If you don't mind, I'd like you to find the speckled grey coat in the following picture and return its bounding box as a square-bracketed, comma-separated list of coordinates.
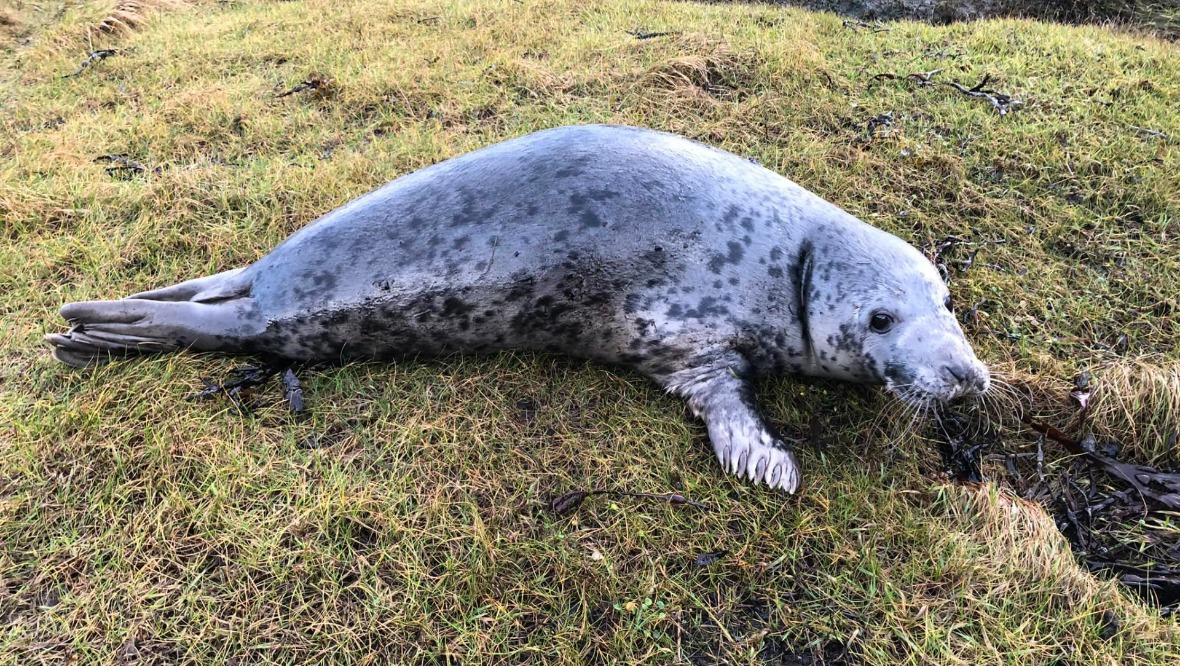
[46, 124, 990, 493]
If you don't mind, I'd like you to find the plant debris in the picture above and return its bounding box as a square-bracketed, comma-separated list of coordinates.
[549, 489, 710, 516]
[94, 154, 156, 178]
[64, 49, 117, 78]
[927, 234, 1010, 279]
[943, 74, 1017, 115]
[695, 550, 728, 567]
[277, 76, 336, 99]
[935, 414, 986, 483]
[193, 364, 282, 413]
[842, 20, 890, 33]
[281, 368, 304, 413]
[193, 363, 306, 414]
[928, 386, 1180, 616]
[627, 29, 679, 40]
[865, 111, 894, 138]
[978, 413, 1179, 613]
[1021, 416, 1180, 510]
[1130, 125, 1171, 141]
[870, 68, 941, 87]
[870, 69, 1018, 115]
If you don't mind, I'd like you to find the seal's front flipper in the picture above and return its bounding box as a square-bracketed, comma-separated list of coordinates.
[44, 297, 262, 368]
[660, 353, 801, 494]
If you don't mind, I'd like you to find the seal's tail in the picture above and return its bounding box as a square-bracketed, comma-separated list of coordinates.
[44, 268, 259, 368]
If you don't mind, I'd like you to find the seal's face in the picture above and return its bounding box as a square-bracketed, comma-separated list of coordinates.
[804, 232, 990, 407]
[856, 279, 991, 407]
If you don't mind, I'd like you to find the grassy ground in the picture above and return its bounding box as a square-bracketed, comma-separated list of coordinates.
[1, 0, 1178, 663]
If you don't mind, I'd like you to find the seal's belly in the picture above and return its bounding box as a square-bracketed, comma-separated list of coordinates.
[248, 272, 641, 363]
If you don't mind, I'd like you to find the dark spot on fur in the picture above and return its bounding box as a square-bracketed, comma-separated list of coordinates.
[835, 323, 863, 353]
[707, 241, 745, 274]
[554, 156, 591, 178]
[310, 271, 337, 290]
[683, 297, 728, 319]
[722, 205, 740, 227]
[442, 297, 474, 317]
[623, 295, 641, 316]
[580, 210, 604, 228]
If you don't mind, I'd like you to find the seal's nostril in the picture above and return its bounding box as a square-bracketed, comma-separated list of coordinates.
[943, 364, 967, 382]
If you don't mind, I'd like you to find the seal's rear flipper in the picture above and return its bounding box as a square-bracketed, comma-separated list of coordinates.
[44, 295, 261, 368]
[128, 267, 250, 303]
[45, 326, 180, 367]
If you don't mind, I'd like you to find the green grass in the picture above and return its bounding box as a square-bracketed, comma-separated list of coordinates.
[1, 0, 1178, 663]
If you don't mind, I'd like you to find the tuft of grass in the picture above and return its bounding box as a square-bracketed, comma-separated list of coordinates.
[0, 7, 19, 28]
[1, 0, 1178, 663]
[0, 4, 26, 52]
[1088, 358, 1180, 462]
[87, 0, 189, 38]
[23, 0, 190, 55]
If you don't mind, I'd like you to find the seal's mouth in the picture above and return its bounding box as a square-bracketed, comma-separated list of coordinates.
[884, 370, 990, 409]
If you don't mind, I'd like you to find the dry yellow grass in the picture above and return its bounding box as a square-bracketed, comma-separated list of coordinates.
[1088, 358, 1180, 462]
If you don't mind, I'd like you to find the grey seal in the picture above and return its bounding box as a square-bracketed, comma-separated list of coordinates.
[44, 124, 990, 493]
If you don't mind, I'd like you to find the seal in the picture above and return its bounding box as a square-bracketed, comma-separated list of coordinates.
[45, 124, 990, 493]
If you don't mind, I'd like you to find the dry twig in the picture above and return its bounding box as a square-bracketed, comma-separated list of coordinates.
[627, 29, 679, 40]
[64, 49, 117, 78]
[842, 20, 890, 33]
[1021, 416, 1180, 510]
[943, 74, 1016, 115]
[1130, 126, 1170, 140]
[277, 76, 335, 99]
[94, 154, 154, 178]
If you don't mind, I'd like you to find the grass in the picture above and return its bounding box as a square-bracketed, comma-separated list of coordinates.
[1, 0, 1178, 663]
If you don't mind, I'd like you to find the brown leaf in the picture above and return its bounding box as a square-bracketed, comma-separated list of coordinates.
[695, 550, 728, 567]
[550, 491, 589, 516]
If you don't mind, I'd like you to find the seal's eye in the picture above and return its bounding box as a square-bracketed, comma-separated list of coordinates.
[869, 312, 895, 334]
[944, 296, 954, 313]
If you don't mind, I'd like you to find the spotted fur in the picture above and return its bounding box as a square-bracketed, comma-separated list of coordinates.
[45, 124, 989, 494]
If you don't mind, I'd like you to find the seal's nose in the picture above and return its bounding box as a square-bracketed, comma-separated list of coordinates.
[942, 362, 988, 395]
[943, 364, 967, 382]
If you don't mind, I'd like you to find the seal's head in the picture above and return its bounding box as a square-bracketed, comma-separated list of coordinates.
[801, 225, 990, 407]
